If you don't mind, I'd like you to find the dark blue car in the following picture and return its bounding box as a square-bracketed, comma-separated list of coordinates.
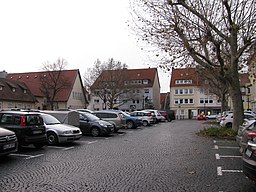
[108, 110, 142, 129]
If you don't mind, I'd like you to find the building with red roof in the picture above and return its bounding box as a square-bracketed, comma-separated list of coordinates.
[0, 77, 37, 109]
[89, 68, 161, 111]
[6, 69, 88, 110]
[170, 68, 221, 119]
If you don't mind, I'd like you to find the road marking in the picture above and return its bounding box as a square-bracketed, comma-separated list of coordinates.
[63, 147, 74, 151]
[47, 146, 67, 149]
[218, 146, 239, 149]
[217, 167, 222, 176]
[215, 153, 242, 159]
[9, 153, 32, 157]
[214, 145, 239, 150]
[213, 140, 234, 143]
[47, 146, 75, 151]
[87, 141, 98, 144]
[217, 166, 242, 176]
[25, 154, 44, 160]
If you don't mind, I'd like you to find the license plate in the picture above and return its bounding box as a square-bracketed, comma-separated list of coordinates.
[33, 130, 42, 134]
[3, 143, 15, 150]
[245, 149, 252, 157]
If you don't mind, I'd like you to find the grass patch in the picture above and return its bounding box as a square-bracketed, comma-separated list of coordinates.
[197, 127, 237, 138]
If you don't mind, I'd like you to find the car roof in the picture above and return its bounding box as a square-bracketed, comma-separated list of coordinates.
[0, 110, 41, 115]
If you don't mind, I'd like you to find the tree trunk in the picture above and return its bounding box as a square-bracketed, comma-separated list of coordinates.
[229, 82, 244, 132]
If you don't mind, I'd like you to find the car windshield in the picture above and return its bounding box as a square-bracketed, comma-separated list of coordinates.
[82, 113, 100, 121]
[41, 114, 61, 125]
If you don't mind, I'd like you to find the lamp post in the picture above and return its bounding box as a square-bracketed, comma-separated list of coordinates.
[178, 104, 181, 120]
[245, 84, 252, 111]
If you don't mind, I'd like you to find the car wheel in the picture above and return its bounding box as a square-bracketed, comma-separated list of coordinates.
[226, 122, 232, 128]
[91, 127, 100, 137]
[33, 143, 45, 149]
[127, 121, 134, 129]
[47, 132, 58, 145]
[142, 120, 148, 126]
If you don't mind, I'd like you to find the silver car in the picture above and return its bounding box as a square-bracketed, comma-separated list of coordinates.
[39, 113, 82, 145]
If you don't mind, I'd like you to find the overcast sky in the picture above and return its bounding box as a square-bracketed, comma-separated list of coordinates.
[0, 0, 170, 92]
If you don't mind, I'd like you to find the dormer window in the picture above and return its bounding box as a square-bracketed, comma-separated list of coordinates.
[12, 88, 15, 92]
[143, 80, 148, 84]
[0, 86, 2, 91]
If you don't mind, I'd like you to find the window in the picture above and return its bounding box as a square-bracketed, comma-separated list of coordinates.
[175, 80, 192, 84]
[143, 80, 148, 84]
[144, 89, 149, 93]
[174, 89, 178, 95]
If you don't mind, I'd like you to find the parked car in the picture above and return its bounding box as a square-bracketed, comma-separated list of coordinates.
[197, 113, 207, 120]
[236, 119, 256, 146]
[206, 114, 217, 119]
[166, 110, 176, 122]
[244, 110, 256, 118]
[0, 127, 18, 156]
[0, 111, 46, 149]
[237, 119, 256, 154]
[130, 111, 155, 126]
[219, 112, 255, 128]
[158, 110, 168, 121]
[78, 112, 114, 136]
[38, 113, 82, 145]
[242, 137, 256, 183]
[216, 111, 233, 123]
[142, 109, 165, 123]
[109, 110, 142, 129]
[76, 109, 93, 114]
[93, 110, 126, 132]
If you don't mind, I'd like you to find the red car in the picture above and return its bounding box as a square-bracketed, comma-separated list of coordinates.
[197, 114, 206, 120]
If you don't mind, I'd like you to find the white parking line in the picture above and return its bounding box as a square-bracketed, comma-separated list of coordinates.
[213, 140, 234, 143]
[218, 146, 239, 149]
[215, 153, 242, 159]
[47, 146, 67, 149]
[62, 147, 74, 151]
[213, 145, 239, 150]
[25, 154, 44, 160]
[87, 141, 98, 144]
[9, 153, 44, 160]
[217, 166, 243, 176]
[9, 153, 32, 157]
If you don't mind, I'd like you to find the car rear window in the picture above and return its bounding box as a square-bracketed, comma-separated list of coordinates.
[0, 114, 43, 126]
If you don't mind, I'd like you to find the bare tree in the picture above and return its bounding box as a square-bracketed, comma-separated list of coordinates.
[130, 0, 256, 131]
[89, 58, 130, 109]
[195, 67, 230, 112]
[40, 58, 69, 110]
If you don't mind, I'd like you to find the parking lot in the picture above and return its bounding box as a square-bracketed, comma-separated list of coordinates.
[0, 120, 256, 192]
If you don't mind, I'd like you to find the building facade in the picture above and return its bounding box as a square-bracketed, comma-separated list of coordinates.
[6, 69, 88, 110]
[0, 77, 37, 110]
[89, 68, 161, 111]
[170, 68, 221, 119]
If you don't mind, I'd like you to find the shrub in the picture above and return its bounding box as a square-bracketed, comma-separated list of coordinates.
[197, 127, 237, 138]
